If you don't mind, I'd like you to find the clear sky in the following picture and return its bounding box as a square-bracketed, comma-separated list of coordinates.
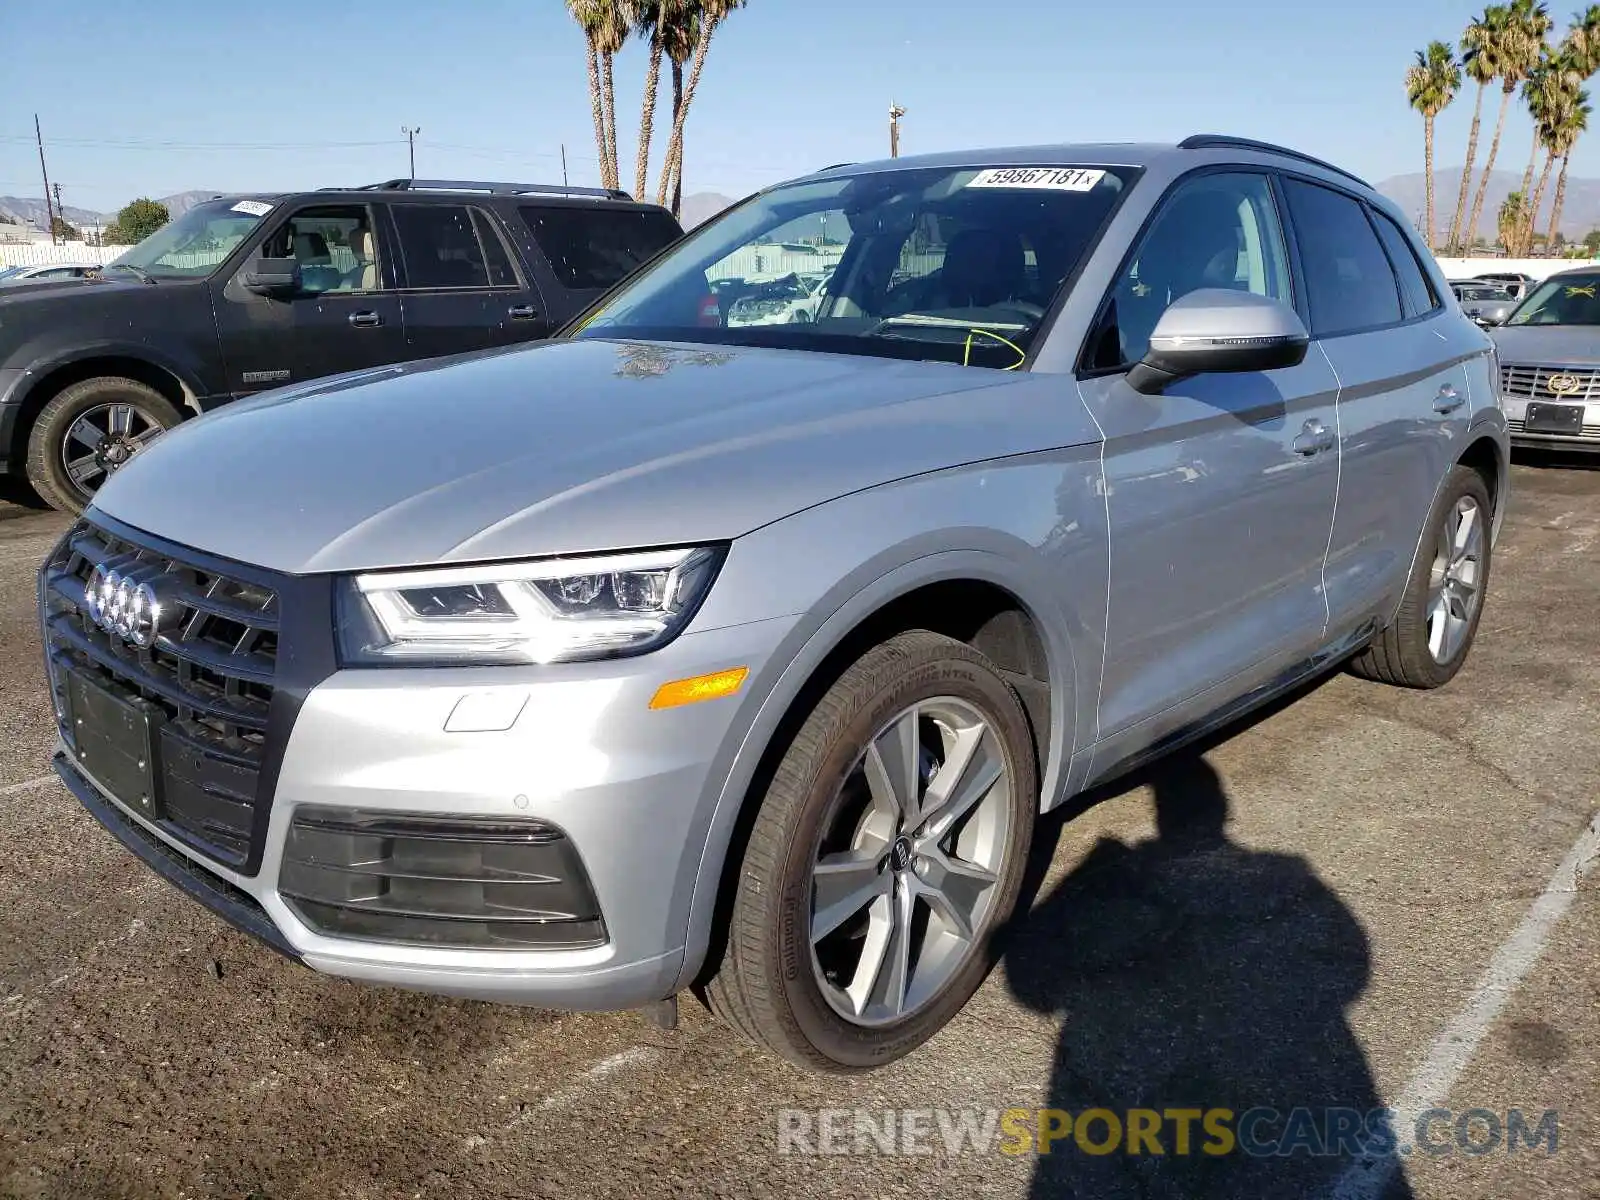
[0, 0, 1581, 216]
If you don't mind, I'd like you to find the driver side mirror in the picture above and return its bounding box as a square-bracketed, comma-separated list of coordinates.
[1127, 289, 1310, 395]
[243, 257, 301, 298]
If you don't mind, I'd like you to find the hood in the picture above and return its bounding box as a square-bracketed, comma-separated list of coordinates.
[91, 338, 1081, 575]
[1489, 324, 1600, 365]
[0, 275, 146, 307]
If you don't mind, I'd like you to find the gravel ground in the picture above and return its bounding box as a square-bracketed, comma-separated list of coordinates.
[0, 457, 1596, 1200]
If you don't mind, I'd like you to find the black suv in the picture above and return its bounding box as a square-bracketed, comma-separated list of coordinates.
[0, 179, 684, 514]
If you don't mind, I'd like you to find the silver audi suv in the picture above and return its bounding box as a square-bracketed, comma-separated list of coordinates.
[40, 135, 1508, 1071]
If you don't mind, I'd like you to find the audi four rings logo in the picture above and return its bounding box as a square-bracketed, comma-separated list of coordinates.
[84, 562, 173, 648]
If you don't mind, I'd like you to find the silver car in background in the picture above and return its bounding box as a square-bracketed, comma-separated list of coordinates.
[1492, 265, 1600, 450]
[1450, 281, 1516, 327]
[40, 134, 1507, 1072]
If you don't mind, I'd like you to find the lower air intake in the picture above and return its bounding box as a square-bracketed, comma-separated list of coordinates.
[279, 808, 606, 949]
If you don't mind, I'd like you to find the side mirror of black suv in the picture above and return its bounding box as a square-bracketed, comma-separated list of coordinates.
[244, 258, 301, 298]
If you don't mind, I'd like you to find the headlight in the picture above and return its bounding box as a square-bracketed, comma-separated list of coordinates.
[338, 546, 724, 665]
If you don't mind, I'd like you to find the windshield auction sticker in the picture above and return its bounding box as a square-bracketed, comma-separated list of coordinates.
[966, 167, 1106, 191]
[230, 200, 274, 217]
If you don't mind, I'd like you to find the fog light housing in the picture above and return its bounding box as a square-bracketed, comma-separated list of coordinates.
[280, 808, 606, 950]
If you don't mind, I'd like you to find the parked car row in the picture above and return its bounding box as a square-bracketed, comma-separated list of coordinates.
[0, 261, 102, 285]
[0, 179, 684, 513]
[37, 134, 1509, 1074]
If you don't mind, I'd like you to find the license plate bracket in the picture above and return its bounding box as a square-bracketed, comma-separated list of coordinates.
[1524, 401, 1586, 434]
[64, 669, 164, 819]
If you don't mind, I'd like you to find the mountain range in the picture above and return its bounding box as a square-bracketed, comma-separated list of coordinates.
[0, 189, 221, 230]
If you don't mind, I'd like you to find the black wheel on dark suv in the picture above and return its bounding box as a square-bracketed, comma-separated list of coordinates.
[25, 377, 182, 515]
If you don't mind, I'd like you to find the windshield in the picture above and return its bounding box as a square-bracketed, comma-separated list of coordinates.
[106, 198, 271, 279]
[568, 164, 1136, 368]
[1505, 273, 1600, 326]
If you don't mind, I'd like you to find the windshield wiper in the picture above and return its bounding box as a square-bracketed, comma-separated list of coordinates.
[103, 263, 156, 284]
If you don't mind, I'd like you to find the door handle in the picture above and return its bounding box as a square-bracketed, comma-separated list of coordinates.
[348, 311, 384, 328]
[1434, 384, 1465, 413]
[1292, 418, 1335, 456]
[507, 305, 540, 321]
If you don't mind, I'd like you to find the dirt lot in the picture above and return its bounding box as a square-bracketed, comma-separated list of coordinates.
[0, 458, 1596, 1200]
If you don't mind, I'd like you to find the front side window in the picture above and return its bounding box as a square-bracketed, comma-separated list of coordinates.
[568, 164, 1135, 369]
[1086, 171, 1290, 370]
[392, 204, 492, 289]
[258, 206, 379, 294]
[103, 199, 268, 280]
[1506, 272, 1600, 325]
[1282, 179, 1403, 336]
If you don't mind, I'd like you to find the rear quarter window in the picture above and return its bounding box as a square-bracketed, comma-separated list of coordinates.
[520, 206, 681, 290]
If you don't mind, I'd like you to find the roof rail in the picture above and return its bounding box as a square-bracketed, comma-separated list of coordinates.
[816, 162, 855, 172]
[1178, 134, 1370, 189]
[353, 178, 636, 201]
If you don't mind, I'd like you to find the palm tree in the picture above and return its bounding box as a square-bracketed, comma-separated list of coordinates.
[1406, 42, 1462, 250]
[632, 1, 676, 200]
[658, 3, 700, 214]
[1516, 51, 1559, 246]
[1499, 189, 1529, 249]
[595, 1, 634, 192]
[656, 0, 748, 212]
[566, 0, 612, 191]
[1520, 48, 1582, 249]
[1467, 0, 1551, 248]
[1452, 8, 1507, 251]
[1546, 88, 1592, 243]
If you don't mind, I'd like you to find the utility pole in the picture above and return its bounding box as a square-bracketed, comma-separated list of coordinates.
[889, 103, 907, 159]
[401, 126, 421, 179]
[561, 143, 568, 187]
[52, 183, 64, 241]
[35, 114, 56, 245]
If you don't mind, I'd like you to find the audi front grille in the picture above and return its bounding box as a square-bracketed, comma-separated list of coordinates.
[40, 519, 283, 870]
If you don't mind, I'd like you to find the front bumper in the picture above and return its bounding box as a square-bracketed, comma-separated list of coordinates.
[47, 521, 797, 1010]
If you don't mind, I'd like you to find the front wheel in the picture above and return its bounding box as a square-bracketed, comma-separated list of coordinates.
[705, 630, 1038, 1071]
[25, 377, 181, 515]
[1348, 464, 1493, 688]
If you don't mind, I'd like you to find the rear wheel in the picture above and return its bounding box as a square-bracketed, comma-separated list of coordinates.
[1348, 464, 1492, 688]
[705, 630, 1037, 1071]
[25, 377, 181, 515]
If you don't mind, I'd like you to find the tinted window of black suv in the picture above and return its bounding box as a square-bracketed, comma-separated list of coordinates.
[522, 206, 683, 289]
[0, 182, 684, 515]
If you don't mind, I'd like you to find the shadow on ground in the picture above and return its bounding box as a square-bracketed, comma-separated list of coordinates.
[1004, 742, 1410, 1200]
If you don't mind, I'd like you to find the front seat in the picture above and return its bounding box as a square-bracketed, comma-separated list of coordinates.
[1118, 191, 1245, 361]
[343, 228, 378, 291]
[293, 230, 340, 293]
[923, 227, 1027, 309]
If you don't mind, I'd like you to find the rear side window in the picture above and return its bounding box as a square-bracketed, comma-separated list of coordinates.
[392, 204, 489, 289]
[521, 206, 681, 289]
[1282, 179, 1403, 336]
[1369, 208, 1439, 318]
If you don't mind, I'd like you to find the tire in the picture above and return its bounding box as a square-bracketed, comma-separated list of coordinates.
[25, 377, 182, 516]
[1348, 464, 1493, 689]
[705, 629, 1038, 1072]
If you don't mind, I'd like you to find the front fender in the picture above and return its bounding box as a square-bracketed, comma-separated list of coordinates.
[669, 447, 1108, 990]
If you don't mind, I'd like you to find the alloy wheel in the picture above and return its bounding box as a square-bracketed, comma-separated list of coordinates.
[1426, 494, 1484, 664]
[809, 697, 1012, 1027]
[60, 402, 164, 499]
